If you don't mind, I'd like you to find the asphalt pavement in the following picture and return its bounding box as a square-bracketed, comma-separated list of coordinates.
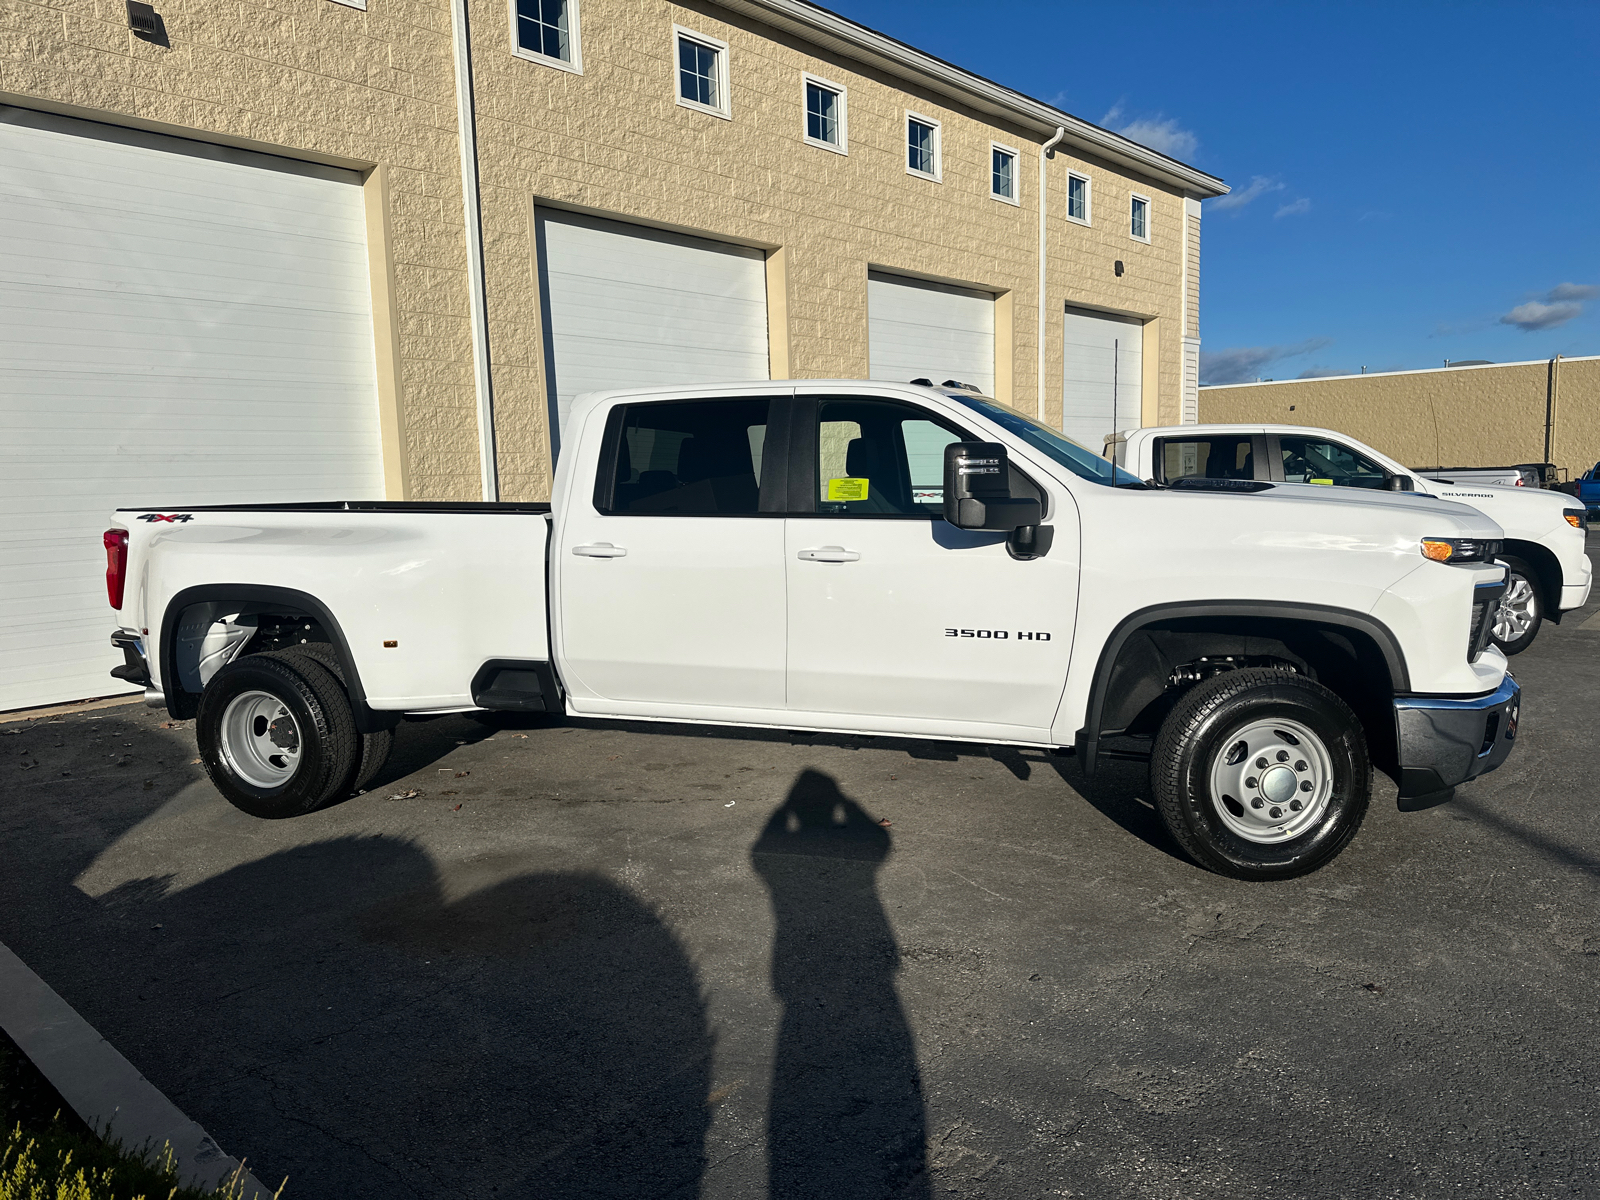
[2, 552, 1598, 1198]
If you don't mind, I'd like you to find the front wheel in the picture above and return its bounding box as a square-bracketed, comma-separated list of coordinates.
[1491, 556, 1541, 655]
[1152, 669, 1371, 880]
[196, 651, 360, 818]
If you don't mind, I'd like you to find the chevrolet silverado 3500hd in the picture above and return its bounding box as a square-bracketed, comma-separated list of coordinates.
[104, 382, 1521, 880]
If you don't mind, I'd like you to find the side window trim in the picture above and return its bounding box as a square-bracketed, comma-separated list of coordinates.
[1263, 433, 1285, 482]
[1252, 433, 1273, 482]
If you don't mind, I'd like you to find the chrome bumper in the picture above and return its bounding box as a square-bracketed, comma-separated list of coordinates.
[1394, 674, 1520, 800]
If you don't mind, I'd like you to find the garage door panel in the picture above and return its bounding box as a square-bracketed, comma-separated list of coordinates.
[867, 272, 995, 395]
[0, 108, 383, 711]
[537, 210, 770, 444]
[1061, 306, 1142, 452]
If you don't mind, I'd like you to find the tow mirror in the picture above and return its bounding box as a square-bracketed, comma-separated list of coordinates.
[943, 442, 1043, 533]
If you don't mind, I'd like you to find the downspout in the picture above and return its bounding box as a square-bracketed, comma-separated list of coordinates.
[1544, 354, 1562, 469]
[450, 0, 499, 501]
[1037, 126, 1065, 420]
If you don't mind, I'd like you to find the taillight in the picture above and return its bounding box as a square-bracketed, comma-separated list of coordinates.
[103, 529, 128, 610]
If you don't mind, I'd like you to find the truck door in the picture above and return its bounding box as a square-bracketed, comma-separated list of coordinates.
[554, 392, 790, 713]
[783, 393, 1078, 740]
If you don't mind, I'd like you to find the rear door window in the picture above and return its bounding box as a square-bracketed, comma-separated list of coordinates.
[1278, 437, 1387, 489]
[1155, 436, 1257, 483]
[599, 398, 771, 515]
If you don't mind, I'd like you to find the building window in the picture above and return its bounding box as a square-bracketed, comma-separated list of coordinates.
[803, 74, 847, 153]
[512, 0, 582, 72]
[991, 143, 1018, 204]
[674, 26, 730, 119]
[1130, 193, 1151, 242]
[906, 113, 940, 181]
[1066, 172, 1090, 224]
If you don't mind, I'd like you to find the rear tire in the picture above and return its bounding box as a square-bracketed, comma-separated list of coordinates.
[1152, 669, 1371, 881]
[197, 651, 359, 818]
[1491, 556, 1541, 655]
[277, 644, 393, 793]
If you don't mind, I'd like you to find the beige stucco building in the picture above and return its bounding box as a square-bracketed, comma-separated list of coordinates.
[0, 0, 1226, 708]
[1200, 356, 1600, 478]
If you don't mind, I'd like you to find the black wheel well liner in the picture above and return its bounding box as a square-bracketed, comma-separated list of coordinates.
[1077, 601, 1409, 777]
[1500, 539, 1564, 624]
[158, 584, 388, 731]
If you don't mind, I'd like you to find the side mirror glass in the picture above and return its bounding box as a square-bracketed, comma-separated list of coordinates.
[943, 442, 1042, 531]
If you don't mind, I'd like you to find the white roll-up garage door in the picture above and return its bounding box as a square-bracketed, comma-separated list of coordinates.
[0, 108, 384, 711]
[536, 210, 770, 450]
[1061, 306, 1143, 452]
[867, 271, 995, 394]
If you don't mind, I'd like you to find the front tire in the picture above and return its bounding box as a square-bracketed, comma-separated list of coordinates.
[1152, 669, 1371, 880]
[197, 651, 360, 818]
[1491, 556, 1542, 655]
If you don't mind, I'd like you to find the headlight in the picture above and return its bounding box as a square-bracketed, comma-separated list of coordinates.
[1421, 537, 1503, 563]
[1564, 508, 1588, 531]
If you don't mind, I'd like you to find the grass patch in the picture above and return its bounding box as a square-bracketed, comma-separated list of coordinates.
[0, 1029, 280, 1199]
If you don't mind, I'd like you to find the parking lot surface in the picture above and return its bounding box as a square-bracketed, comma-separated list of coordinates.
[3, 559, 1599, 1198]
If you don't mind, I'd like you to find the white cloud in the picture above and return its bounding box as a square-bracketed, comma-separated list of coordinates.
[1200, 337, 1333, 386]
[1100, 104, 1199, 160]
[1275, 197, 1312, 219]
[1211, 175, 1284, 212]
[1499, 283, 1598, 331]
[1500, 301, 1583, 331]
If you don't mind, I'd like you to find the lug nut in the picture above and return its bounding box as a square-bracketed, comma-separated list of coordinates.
[1269, 806, 1282, 819]
[1276, 750, 1290, 762]
[1300, 780, 1313, 792]
[1295, 760, 1308, 772]
[1250, 798, 1263, 809]
[1290, 799, 1302, 812]
[1255, 757, 1268, 769]
[1245, 776, 1258, 788]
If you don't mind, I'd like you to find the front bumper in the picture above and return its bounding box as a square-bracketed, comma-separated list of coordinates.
[1393, 674, 1520, 799]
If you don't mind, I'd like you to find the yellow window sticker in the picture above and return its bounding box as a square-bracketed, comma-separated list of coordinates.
[827, 477, 870, 502]
[1309, 477, 1333, 486]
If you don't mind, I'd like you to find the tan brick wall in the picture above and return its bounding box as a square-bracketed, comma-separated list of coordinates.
[470, 0, 1194, 497]
[5, 0, 1200, 502]
[1199, 356, 1600, 477]
[1, 0, 481, 498]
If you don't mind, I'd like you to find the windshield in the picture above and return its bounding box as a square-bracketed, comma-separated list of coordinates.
[951, 395, 1145, 487]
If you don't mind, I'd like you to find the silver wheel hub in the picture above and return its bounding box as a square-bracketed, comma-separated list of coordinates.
[1208, 716, 1333, 844]
[1493, 574, 1537, 642]
[219, 690, 301, 789]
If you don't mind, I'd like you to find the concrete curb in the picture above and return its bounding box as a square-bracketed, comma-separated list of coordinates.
[0, 693, 143, 724]
[0, 939, 277, 1198]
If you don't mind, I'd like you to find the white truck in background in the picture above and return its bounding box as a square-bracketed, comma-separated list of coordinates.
[1108, 424, 1592, 654]
[105, 382, 1521, 881]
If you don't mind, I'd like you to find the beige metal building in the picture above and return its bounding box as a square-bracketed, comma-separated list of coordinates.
[1200, 356, 1600, 478]
[1, 0, 1226, 708]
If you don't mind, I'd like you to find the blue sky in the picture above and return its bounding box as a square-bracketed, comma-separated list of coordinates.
[833, 0, 1600, 383]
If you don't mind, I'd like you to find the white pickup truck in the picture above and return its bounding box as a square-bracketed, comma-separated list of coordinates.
[1108, 423, 1592, 654]
[104, 382, 1521, 880]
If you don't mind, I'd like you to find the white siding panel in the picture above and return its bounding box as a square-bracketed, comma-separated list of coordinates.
[867, 272, 994, 394]
[1061, 306, 1143, 451]
[0, 109, 383, 711]
[536, 210, 770, 447]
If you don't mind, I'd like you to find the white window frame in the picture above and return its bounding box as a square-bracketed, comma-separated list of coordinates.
[1129, 191, 1152, 243]
[1065, 171, 1092, 226]
[905, 111, 941, 182]
[673, 25, 731, 120]
[509, 0, 583, 75]
[801, 72, 848, 154]
[990, 141, 1019, 205]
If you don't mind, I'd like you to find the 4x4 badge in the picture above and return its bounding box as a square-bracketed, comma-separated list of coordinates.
[136, 513, 193, 523]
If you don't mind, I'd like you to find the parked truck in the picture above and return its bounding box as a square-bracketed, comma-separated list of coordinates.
[1107, 424, 1591, 654]
[105, 382, 1520, 880]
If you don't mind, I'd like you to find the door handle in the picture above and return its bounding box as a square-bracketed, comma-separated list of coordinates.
[572, 542, 628, 558]
[797, 546, 860, 563]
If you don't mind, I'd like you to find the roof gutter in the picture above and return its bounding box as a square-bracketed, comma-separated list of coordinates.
[720, 0, 1229, 198]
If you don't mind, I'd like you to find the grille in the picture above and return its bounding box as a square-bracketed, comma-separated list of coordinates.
[1468, 596, 1497, 661]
